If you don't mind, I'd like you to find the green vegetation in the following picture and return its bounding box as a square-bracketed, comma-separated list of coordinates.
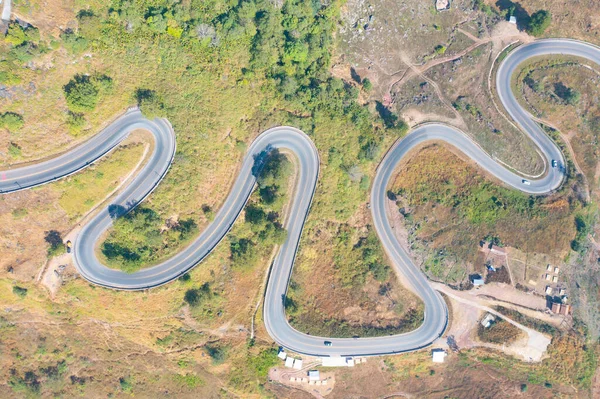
[477, 319, 521, 344]
[362, 78, 372, 91]
[173, 373, 204, 389]
[493, 306, 557, 335]
[184, 282, 212, 307]
[527, 10, 552, 37]
[434, 45, 447, 55]
[44, 230, 65, 257]
[12, 286, 28, 299]
[0, 112, 24, 132]
[119, 376, 133, 393]
[8, 142, 21, 159]
[101, 208, 198, 272]
[228, 149, 291, 270]
[63, 74, 114, 113]
[205, 344, 228, 365]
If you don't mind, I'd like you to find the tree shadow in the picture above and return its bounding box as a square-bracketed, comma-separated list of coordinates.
[251, 145, 276, 178]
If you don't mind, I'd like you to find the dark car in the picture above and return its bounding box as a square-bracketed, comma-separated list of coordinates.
[551, 160, 557, 168]
[324, 341, 332, 346]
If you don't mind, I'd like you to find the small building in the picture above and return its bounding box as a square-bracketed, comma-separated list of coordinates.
[509, 16, 517, 24]
[554, 267, 560, 274]
[308, 370, 320, 381]
[552, 275, 558, 283]
[481, 313, 496, 328]
[545, 286, 553, 295]
[432, 349, 447, 363]
[471, 274, 484, 286]
[546, 264, 553, 272]
[559, 288, 567, 296]
[293, 359, 303, 370]
[284, 357, 294, 368]
[278, 350, 287, 360]
[435, 0, 451, 11]
[545, 274, 552, 281]
[551, 302, 572, 315]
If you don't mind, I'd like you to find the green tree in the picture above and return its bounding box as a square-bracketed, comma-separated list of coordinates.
[64, 75, 99, 112]
[135, 89, 164, 118]
[527, 10, 551, 36]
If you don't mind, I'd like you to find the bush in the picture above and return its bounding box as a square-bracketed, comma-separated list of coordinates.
[13, 286, 28, 298]
[434, 45, 447, 55]
[183, 283, 211, 307]
[527, 10, 551, 36]
[0, 112, 24, 132]
[362, 78, 372, 91]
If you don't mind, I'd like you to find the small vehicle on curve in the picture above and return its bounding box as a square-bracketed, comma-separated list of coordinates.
[551, 160, 557, 168]
[522, 179, 531, 185]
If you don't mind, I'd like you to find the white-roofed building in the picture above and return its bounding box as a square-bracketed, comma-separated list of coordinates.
[293, 359, 303, 370]
[285, 357, 294, 368]
[432, 349, 447, 363]
[308, 370, 320, 381]
[277, 350, 287, 360]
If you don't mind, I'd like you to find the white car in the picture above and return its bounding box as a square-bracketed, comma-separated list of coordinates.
[522, 179, 531, 185]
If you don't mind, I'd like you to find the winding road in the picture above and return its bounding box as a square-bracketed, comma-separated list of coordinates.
[2, 39, 598, 357]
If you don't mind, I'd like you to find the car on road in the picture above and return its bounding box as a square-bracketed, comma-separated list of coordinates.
[66, 240, 72, 254]
[552, 160, 557, 168]
[522, 179, 531, 185]
[324, 341, 332, 346]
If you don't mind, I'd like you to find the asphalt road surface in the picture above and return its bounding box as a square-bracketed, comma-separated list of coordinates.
[2, 39, 599, 357]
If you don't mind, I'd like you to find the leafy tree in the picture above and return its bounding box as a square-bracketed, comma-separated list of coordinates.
[64, 75, 99, 112]
[362, 78, 372, 91]
[527, 10, 551, 36]
[60, 29, 89, 54]
[135, 89, 164, 118]
[184, 283, 211, 306]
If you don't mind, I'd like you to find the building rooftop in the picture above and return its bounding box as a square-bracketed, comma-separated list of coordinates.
[432, 349, 447, 363]
[308, 370, 320, 381]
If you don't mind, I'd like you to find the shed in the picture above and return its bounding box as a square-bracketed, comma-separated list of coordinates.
[308, 370, 320, 381]
[293, 359, 303, 370]
[546, 264, 553, 272]
[481, 313, 496, 328]
[545, 286, 553, 295]
[545, 274, 552, 281]
[285, 357, 294, 368]
[432, 349, 447, 363]
[509, 16, 517, 24]
[554, 267, 560, 274]
[278, 350, 287, 360]
[552, 275, 558, 283]
[472, 278, 484, 286]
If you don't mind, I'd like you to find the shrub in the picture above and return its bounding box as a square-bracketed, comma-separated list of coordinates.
[527, 10, 551, 36]
[0, 112, 24, 132]
[434, 45, 447, 55]
[362, 78, 372, 91]
[13, 286, 28, 298]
